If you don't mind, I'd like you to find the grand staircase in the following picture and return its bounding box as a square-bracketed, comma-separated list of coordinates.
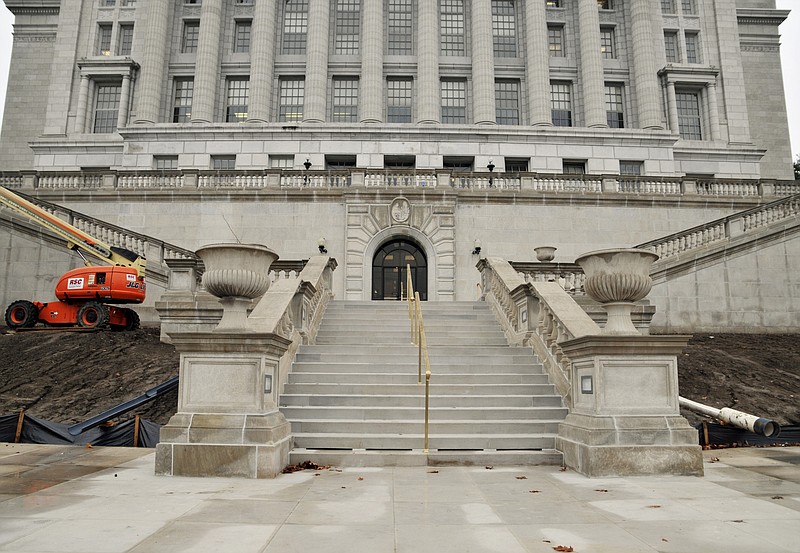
[281, 300, 567, 466]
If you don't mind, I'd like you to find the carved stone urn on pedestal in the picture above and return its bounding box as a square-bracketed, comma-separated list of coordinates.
[534, 246, 557, 262]
[575, 248, 658, 335]
[196, 243, 279, 331]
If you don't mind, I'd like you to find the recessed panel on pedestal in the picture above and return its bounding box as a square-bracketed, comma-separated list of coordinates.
[181, 356, 262, 412]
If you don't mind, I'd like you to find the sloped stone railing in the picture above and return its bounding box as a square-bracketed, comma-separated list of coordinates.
[3, 169, 796, 199]
[635, 193, 800, 261]
[478, 257, 600, 408]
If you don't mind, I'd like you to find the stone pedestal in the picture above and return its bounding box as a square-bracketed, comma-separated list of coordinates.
[155, 331, 293, 479]
[555, 335, 703, 477]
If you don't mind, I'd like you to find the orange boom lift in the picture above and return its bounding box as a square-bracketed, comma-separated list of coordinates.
[1, 186, 146, 331]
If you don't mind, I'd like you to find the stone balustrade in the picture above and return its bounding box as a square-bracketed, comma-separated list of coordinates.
[511, 261, 586, 294]
[3, 170, 796, 199]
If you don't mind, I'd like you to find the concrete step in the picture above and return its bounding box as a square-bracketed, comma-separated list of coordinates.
[291, 433, 556, 450]
[294, 353, 539, 364]
[289, 419, 563, 435]
[280, 405, 567, 420]
[288, 448, 564, 467]
[280, 394, 558, 408]
[282, 383, 557, 396]
[286, 372, 552, 385]
[290, 362, 543, 375]
[298, 344, 529, 355]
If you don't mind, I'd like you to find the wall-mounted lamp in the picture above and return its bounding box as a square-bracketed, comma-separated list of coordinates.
[318, 237, 328, 254]
[487, 160, 495, 187]
[472, 239, 482, 256]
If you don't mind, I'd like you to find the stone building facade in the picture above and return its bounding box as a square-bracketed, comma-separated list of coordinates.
[0, 0, 797, 330]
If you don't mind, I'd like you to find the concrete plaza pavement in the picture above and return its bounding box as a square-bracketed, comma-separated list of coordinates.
[0, 443, 798, 553]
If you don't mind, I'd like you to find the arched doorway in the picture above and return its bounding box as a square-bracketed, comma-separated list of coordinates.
[372, 239, 428, 300]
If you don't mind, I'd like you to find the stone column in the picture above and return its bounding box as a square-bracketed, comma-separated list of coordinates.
[577, 0, 606, 127]
[707, 82, 721, 141]
[524, 0, 552, 126]
[629, 0, 663, 129]
[360, 0, 383, 123]
[417, 0, 440, 124]
[248, 0, 278, 123]
[75, 75, 90, 133]
[133, 0, 171, 124]
[304, 0, 331, 123]
[665, 81, 679, 134]
[117, 74, 132, 130]
[471, 0, 496, 125]
[192, 0, 224, 124]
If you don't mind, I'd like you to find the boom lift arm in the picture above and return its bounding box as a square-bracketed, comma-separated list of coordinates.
[0, 186, 147, 276]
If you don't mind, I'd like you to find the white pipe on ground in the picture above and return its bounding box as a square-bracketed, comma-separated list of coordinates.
[679, 396, 781, 438]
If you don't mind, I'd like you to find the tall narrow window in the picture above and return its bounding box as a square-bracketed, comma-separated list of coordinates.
[597, 0, 612, 9]
[492, 0, 516, 58]
[334, 0, 360, 55]
[605, 83, 624, 128]
[173, 78, 194, 122]
[97, 24, 112, 56]
[664, 31, 679, 63]
[118, 24, 134, 56]
[440, 0, 466, 56]
[685, 32, 700, 63]
[548, 25, 564, 57]
[660, 0, 675, 13]
[620, 161, 643, 176]
[677, 91, 702, 140]
[182, 21, 200, 53]
[212, 156, 236, 170]
[93, 83, 121, 133]
[551, 82, 572, 127]
[495, 80, 520, 125]
[282, 0, 308, 54]
[234, 21, 252, 53]
[546, 0, 562, 7]
[226, 77, 249, 122]
[387, 78, 412, 123]
[600, 27, 615, 59]
[388, 0, 413, 55]
[441, 79, 467, 124]
[332, 78, 359, 122]
[279, 78, 305, 122]
[681, 0, 696, 15]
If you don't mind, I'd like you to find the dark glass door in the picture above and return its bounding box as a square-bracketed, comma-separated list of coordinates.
[372, 239, 427, 300]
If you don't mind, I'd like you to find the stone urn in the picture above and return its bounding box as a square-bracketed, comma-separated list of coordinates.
[534, 246, 557, 262]
[575, 248, 658, 335]
[196, 243, 279, 331]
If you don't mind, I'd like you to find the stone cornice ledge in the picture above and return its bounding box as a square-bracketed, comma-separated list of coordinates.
[736, 8, 789, 26]
[558, 334, 692, 357]
[4, 1, 60, 15]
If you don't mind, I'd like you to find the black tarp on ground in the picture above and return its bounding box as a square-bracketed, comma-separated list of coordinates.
[0, 413, 160, 448]
[695, 422, 800, 446]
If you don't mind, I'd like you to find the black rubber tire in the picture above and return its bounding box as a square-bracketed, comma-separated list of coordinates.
[77, 302, 109, 329]
[123, 308, 140, 331]
[5, 300, 39, 329]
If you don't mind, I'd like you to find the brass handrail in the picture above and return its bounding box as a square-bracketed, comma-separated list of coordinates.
[406, 265, 432, 453]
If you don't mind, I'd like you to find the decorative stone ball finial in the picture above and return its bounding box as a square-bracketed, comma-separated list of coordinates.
[196, 243, 279, 331]
[575, 248, 659, 335]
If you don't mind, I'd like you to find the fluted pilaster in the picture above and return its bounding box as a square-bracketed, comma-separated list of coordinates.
[630, 0, 663, 129]
[665, 81, 679, 134]
[471, 0, 496, 125]
[133, 0, 171, 124]
[192, 0, 224, 124]
[248, 0, 278, 123]
[525, 0, 552, 126]
[304, 0, 331, 123]
[75, 75, 90, 133]
[360, 0, 383, 123]
[417, 0, 440, 124]
[707, 83, 721, 141]
[577, 0, 606, 128]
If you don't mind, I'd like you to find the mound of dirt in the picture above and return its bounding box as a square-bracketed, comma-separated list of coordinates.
[0, 327, 798, 429]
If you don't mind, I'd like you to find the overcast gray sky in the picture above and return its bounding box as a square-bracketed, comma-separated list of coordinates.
[0, 0, 797, 160]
